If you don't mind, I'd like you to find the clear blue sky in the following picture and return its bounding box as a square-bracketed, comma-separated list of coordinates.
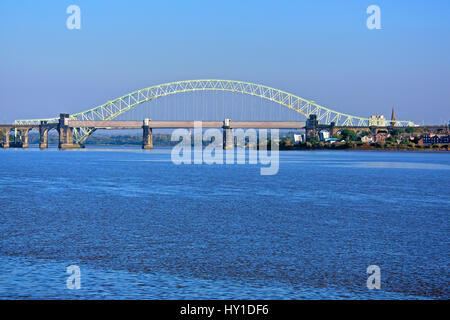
[0, 0, 449, 124]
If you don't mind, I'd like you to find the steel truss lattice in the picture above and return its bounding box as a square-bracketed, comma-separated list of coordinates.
[15, 79, 415, 144]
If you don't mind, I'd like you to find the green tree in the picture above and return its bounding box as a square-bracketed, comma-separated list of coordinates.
[386, 135, 396, 143]
[390, 129, 404, 137]
[308, 136, 320, 145]
[280, 138, 294, 148]
[339, 129, 358, 142]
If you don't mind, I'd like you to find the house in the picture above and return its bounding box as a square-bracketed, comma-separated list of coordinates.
[294, 134, 305, 143]
[361, 135, 373, 143]
[318, 130, 330, 141]
[422, 135, 450, 145]
[373, 133, 388, 142]
[441, 135, 450, 144]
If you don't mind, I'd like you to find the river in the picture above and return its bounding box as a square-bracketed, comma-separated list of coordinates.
[0, 147, 448, 299]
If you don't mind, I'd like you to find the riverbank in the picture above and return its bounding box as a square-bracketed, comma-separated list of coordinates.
[9, 133, 449, 151]
[279, 142, 449, 152]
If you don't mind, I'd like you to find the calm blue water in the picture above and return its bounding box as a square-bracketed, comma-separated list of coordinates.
[0, 147, 448, 299]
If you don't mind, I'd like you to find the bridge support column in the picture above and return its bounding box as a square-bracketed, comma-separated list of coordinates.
[39, 121, 49, 149]
[223, 118, 233, 150]
[305, 114, 319, 142]
[58, 114, 76, 149]
[1, 128, 11, 148]
[142, 118, 153, 149]
[21, 129, 30, 148]
[329, 122, 336, 136]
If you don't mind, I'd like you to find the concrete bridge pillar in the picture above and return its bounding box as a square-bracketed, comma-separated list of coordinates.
[223, 118, 233, 150]
[39, 121, 49, 149]
[1, 128, 11, 148]
[142, 118, 153, 149]
[58, 114, 76, 149]
[20, 128, 31, 148]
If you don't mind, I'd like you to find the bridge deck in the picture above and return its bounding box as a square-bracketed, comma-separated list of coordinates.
[66, 120, 306, 129]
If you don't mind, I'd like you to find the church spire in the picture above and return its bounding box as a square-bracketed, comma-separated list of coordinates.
[391, 106, 396, 126]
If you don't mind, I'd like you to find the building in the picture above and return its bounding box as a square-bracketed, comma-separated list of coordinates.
[390, 107, 396, 126]
[369, 115, 387, 127]
[422, 135, 450, 145]
[294, 134, 305, 143]
[361, 135, 373, 143]
[324, 137, 338, 144]
[318, 130, 330, 141]
[373, 133, 388, 142]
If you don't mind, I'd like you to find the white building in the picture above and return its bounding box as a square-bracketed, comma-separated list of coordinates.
[369, 115, 386, 127]
[294, 134, 305, 143]
[319, 130, 330, 141]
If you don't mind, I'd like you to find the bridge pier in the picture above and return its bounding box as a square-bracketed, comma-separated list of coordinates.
[223, 118, 234, 150]
[39, 121, 49, 149]
[306, 115, 339, 141]
[315, 122, 337, 137]
[305, 114, 319, 141]
[369, 126, 389, 135]
[142, 118, 153, 149]
[19, 128, 31, 148]
[329, 122, 336, 136]
[1, 128, 11, 148]
[58, 114, 78, 149]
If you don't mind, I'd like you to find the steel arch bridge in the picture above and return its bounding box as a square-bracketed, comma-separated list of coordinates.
[14, 79, 415, 144]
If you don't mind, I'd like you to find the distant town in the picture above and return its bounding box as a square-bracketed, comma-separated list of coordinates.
[280, 126, 450, 151]
[282, 109, 449, 151]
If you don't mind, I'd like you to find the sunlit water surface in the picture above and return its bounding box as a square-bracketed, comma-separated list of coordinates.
[0, 147, 448, 299]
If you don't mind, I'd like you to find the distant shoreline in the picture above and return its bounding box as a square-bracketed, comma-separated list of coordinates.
[18, 143, 450, 152]
[278, 144, 450, 152]
[9, 132, 449, 152]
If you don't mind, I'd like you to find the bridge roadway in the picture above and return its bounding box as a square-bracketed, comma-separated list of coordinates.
[67, 120, 307, 150]
[2, 114, 447, 150]
[0, 118, 307, 150]
[65, 120, 307, 129]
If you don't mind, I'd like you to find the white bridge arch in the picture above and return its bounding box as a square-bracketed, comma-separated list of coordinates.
[15, 79, 414, 144]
